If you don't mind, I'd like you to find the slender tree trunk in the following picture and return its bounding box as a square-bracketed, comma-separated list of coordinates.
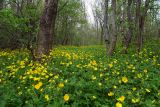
[136, 0, 150, 52]
[37, 0, 58, 58]
[100, 22, 104, 45]
[0, 0, 4, 9]
[136, 0, 141, 52]
[96, 19, 99, 42]
[104, 0, 109, 46]
[108, 0, 117, 56]
[122, 0, 132, 54]
[26, 0, 37, 60]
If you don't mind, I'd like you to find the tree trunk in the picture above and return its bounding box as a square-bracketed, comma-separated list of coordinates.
[37, 0, 58, 58]
[104, 0, 109, 45]
[122, 0, 132, 54]
[100, 22, 104, 45]
[0, 0, 4, 9]
[108, 0, 117, 56]
[135, 0, 141, 52]
[136, 0, 150, 52]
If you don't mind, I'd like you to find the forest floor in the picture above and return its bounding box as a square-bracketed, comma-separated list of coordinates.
[0, 42, 160, 107]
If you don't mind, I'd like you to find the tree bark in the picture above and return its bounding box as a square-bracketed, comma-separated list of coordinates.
[100, 21, 104, 45]
[108, 0, 117, 56]
[135, 0, 141, 52]
[0, 0, 4, 9]
[37, 0, 58, 58]
[104, 0, 109, 45]
[122, 0, 132, 54]
[136, 0, 150, 52]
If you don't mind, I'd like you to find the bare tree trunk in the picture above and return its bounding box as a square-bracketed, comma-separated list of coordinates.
[136, 0, 141, 52]
[100, 22, 104, 45]
[108, 0, 117, 56]
[0, 0, 4, 9]
[122, 0, 132, 54]
[104, 0, 109, 46]
[37, 0, 58, 58]
[95, 19, 99, 42]
[136, 0, 150, 52]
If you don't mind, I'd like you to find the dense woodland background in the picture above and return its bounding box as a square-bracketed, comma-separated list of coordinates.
[0, 0, 159, 57]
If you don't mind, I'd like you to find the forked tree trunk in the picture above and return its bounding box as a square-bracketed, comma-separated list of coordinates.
[37, 0, 58, 58]
[122, 0, 132, 54]
[108, 0, 117, 56]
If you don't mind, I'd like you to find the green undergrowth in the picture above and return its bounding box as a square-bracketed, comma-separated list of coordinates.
[0, 42, 160, 107]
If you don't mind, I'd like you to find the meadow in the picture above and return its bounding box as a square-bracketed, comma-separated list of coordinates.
[0, 43, 160, 107]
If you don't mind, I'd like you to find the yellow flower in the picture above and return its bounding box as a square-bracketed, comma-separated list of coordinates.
[45, 94, 49, 101]
[92, 96, 97, 99]
[69, 61, 72, 65]
[34, 82, 43, 90]
[18, 91, 22, 95]
[146, 89, 150, 93]
[137, 73, 142, 78]
[33, 77, 40, 81]
[100, 73, 104, 77]
[118, 96, 125, 102]
[109, 63, 113, 68]
[113, 85, 117, 89]
[91, 60, 97, 66]
[19, 61, 25, 66]
[92, 75, 96, 80]
[144, 69, 147, 73]
[116, 102, 122, 107]
[94, 67, 98, 71]
[132, 98, 140, 103]
[98, 83, 102, 86]
[132, 87, 137, 91]
[58, 83, 64, 88]
[64, 94, 70, 102]
[65, 79, 68, 83]
[45, 75, 49, 78]
[127, 91, 132, 95]
[125, 62, 129, 64]
[122, 77, 128, 83]
[54, 75, 59, 79]
[108, 92, 114, 96]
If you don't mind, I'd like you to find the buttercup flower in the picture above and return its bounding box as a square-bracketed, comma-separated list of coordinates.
[109, 63, 113, 68]
[122, 77, 128, 83]
[64, 94, 70, 102]
[34, 82, 43, 90]
[108, 92, 114, 96]
[118, 96, 125, 102]
[58, 83, 64, 88]
[132, 98, 140, 103]
[45, 94, 49, 101]
[116, 102, 122, 107]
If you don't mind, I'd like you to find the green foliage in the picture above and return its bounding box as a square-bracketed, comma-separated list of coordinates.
[55, 0, 88, 45]
[0, 1, 42, 49]
[0, 42, 160, 106]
